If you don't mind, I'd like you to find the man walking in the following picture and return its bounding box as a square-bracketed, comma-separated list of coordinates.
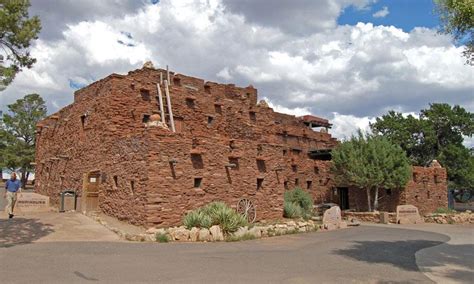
[4, 172, 21, 218]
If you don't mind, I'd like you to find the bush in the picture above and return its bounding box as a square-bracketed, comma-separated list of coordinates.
[155, 233, 169, 243]
[284, 188, 314, 219]
[435, 207, 457, 214]
[182, 201, 248, 234]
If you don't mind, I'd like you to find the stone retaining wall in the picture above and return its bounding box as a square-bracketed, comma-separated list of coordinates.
[424, 212, 474, 224]
[344, 211, 397, 223]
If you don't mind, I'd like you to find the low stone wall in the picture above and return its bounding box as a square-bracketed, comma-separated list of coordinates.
[344, 212, 397, 224]
[424, 212, 474, 224]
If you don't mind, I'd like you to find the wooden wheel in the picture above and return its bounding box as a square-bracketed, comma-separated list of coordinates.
[237, 198, 256, 223]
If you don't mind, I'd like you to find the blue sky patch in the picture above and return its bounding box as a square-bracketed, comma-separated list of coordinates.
[68, 79, 87, 90]
[338, 0, 439, 32]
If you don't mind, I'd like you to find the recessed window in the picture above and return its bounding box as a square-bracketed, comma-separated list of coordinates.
[229, 140, 236, 150]
[427, 190, 431, 199]
[249, 111, 256, 122]
[194, 177, 202, 188]
[314, 166, 320, 174]
[130, 180, 135, 195]
[284, 181, 289, 190]
[292, 165, 298, 173]
[283, 149, 287, 156]
[191, 154, 204, 169]
[207, 116, 214, 125]
[257, 160, 266, 173]
[292, 149, 301, 156]
[214, 104, 222, 114]
[434, 175, 440, 183]
[257, 178, 264, 190]
[386, 188, 392, 196]
[173, 77, 181, 86]
[140, 89, 150, 101]
[80, 115, 86, 129]
[142, 114, 150, 123]
[306, 180, 313, 190]
[295, 178, 300, 186]
[186, 98, 195, 108]
[205, 85, 211, 94]
[113, 176, 118, 188]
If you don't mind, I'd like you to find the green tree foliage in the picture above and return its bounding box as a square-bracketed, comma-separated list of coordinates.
[371, 103, 474, 189]
[331, 132, 411, 212]
[434, 0, 474, 65]
[0, 93, 46, 186]
[0, 0, 41, 89]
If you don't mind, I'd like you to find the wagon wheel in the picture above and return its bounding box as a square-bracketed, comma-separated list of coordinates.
[237, 198, 256, 223]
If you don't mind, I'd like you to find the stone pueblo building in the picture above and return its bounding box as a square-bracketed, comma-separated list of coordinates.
[34, 65, 448, 228]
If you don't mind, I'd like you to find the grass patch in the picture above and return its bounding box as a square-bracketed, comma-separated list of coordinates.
[155, 233, 169, 243]
[434, 207, 457, 214]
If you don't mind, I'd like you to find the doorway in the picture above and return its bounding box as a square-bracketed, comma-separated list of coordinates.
[338, 187, 349, 210]
[81, 171, 101, 213]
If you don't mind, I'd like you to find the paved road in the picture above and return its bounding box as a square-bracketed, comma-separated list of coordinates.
[1, 220, 472, 284]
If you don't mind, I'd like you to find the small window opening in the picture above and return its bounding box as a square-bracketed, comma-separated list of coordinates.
[427, 190, 431, 199]
[173, 77, 181, 86]
[292, 149, 301, 156]
[229, 140, 236, 150]
[80, 115, 86, 129]
[415, 195, 419, 201]
[191, 154, 204, 169]
[306, 180, 312, 190]
[283, 149, 287, 156]
[434, 175, 440, 183]
[292, 165, 298, 173]
[249, 111, 256, 122]
[140, 89, 150, 101]
[295, 178, 300, 186]
[142, 114, 151, 123]
[386, 188, 392, 196]
[284, 181, 289, 190]
[186, 98, 195, 108]
[130, 180, 135, 195]
[113, 176, 118, 188]
[314, 166, 320, 174]
[257, 178, 264, 190]
[207, 116, 214, 125]
[204, 85, 211, 94]
[194, 177, 202, 188]
[229, 157, 239, 170]
[257, 159, 266, 173]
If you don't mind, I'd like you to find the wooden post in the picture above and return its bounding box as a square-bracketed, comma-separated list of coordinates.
[156, 83, 165, 123]
[164, 80, 175, 132]
[160, 72, 163, 85]
[166, 65, 170, 84]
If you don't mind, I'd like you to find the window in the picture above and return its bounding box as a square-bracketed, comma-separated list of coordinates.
[314, 166, 320, 174]
[214, 104, 222, 114]
[191, 154, 204, 169]
[80, 115, 86, 129]
[386, 188, 392, 196]
[205, 85, 211, 94]
[295, 178, 299, 186]
[434, 175, 440, 183]
[292, 165, 298, 173]
[257, 178, 264, 190]
[257, 160, 266, 173]
[194, 177, 202, 188]
[249, 111, 256, 122]
[173, 77, 181, 86]
[306, 180, 313, 190]
[283, 149, 287, 156]
[207, 116, 214, 126]
[292, 149, 301, 156]
[113, 176, 118, 188]
[142, 114, 150, 123]
[140, 89, 150, 101]
[284, 181, 289, 190]
[427, 190, 431, 199]
[186, 98, 195, 108]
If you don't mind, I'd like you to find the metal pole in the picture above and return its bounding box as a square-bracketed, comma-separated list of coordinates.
[164, 80, 175, 132]
[156, 83, 165, 123]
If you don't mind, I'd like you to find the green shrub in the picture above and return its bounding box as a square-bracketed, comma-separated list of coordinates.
[155, 233, 169, 243]
[435, 207, 457, 214]
[182, 201, 248, 234]
[284, 201, 303, 218]
[284, 188, 314, 219]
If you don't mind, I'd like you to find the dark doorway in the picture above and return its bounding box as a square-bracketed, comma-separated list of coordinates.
[338, 187, 349, 210]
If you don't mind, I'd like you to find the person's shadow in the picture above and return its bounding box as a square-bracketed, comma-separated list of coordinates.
[0, 217, 54, 248]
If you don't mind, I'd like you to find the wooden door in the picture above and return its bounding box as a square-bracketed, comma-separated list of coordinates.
[82, 172, 100, 213]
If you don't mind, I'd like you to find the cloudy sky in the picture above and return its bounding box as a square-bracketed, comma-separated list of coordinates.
[0, 0, 472, 143]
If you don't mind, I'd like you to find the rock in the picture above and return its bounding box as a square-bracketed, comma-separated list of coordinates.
[198, 228, 211, 242]
[286, 221, 297, 227]
[297, 221, 307, 227]
[189, 227, 200, 242]
[338, 221, 348, 229]
[396, 205, 423, 224]
[233, 226, 249, 238]
[248, 227, 262, 238]
[348, 219, 361, 226]
[209, 225, 224, 241]
[146, 227, 161, 234]
[174, 228, 190, 241]
[145, 234, 156, 242]
[298, 226, 307, 233]
[323, 206, 342, 229]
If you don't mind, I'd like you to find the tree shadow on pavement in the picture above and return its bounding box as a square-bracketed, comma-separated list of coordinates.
[0, 217, 54, 248]
[333, 240, 444, 271]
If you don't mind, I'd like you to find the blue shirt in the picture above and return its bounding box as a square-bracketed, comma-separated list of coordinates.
[5, 179, 21, 192]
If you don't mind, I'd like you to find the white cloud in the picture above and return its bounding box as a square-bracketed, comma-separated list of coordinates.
[373, 6, 389, 18]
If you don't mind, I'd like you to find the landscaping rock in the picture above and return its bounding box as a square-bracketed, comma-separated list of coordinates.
[233, 226, 249, 238]
[210, 225, 224, 241]
[248, 227, 262, 238]
[189, 227, 200, 242]
[198, 228, 211, 242]
[339, 221, 348, 229]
